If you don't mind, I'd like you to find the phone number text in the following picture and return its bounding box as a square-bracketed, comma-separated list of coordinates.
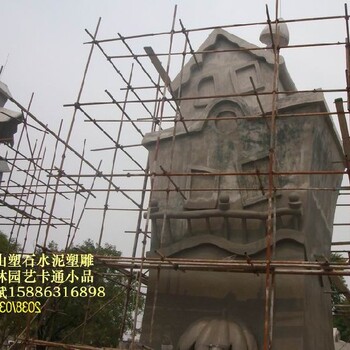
[2, 285, 105, 299]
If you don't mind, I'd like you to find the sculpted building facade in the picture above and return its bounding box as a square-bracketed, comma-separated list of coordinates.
[0, 80, 23, 181]
[140, 27, 343, 350]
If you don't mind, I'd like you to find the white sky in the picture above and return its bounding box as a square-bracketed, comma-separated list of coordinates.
[0, 1, 349, 255]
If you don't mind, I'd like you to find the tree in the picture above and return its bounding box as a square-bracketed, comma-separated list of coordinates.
[0, 231, 20, 253]
[35, 239, 142, 348]
[331, 253, 350, 342]
[0, 231, 26, 347]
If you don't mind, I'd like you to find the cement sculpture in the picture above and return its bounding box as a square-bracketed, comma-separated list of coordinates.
[0, 81, 23, 146]
[140, 25, 343, 350]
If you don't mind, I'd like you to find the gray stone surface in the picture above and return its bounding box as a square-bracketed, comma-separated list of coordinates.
[0, 81, 23, 146]
[141, 28, 343, 350]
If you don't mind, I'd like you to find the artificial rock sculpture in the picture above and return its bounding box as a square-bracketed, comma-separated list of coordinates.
[0, 80, 23, 182]
[178, 318, 258, 350]
[0, 81, 23, 146]
[140, 26, 343, 350]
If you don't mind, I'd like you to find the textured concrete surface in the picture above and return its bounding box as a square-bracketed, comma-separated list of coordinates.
[141, 28, 343, 350]
[0, 80, 23, 146]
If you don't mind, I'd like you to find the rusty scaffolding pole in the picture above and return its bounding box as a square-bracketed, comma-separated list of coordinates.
[2, 3, 350, 350]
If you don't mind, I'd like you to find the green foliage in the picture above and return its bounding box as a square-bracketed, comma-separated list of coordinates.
[35, 239, 142, 347]
[334, 315, 350, 343]
[0, 231, 20, 253]
[0, 236, 142, 348]
[331, 253, 350, 342]
[0, 232, 26, 347]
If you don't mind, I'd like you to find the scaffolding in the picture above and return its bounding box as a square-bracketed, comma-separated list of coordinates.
[1, 2, 350, 350]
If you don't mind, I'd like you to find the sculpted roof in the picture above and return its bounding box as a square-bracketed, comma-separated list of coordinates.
[171, 28, 297, 93]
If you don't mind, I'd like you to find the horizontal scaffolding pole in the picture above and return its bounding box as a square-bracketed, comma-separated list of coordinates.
[108, 40, 346, 59]
[46, 170, 349, 178]
[332, 241, 350, 245]
[19, 338, 110, 350]
[82, 110, 347, 124]
[5, 186, 348, 196]
[84, 14, 346, 44]
[90, 255, 350, 276]
[63, 87, 348, 107]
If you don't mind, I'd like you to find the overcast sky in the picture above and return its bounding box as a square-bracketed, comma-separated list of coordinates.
[0, 1, 349, 254]
[1, 1, 347, 118]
